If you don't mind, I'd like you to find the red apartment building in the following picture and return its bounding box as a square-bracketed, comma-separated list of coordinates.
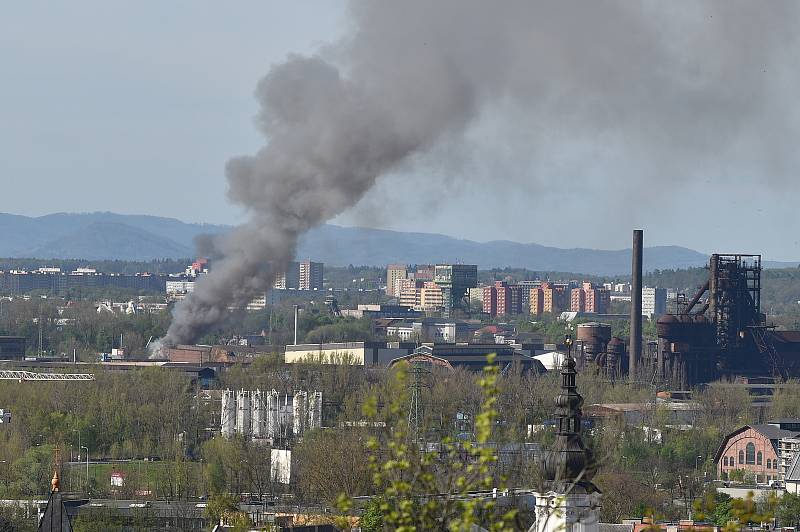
[483, 281, 524, 317]
[570, 282, 611, 313]
[530, 282, 570, 315]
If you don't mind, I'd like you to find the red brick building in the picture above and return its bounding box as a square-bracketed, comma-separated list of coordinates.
[714, 422, 799, 484]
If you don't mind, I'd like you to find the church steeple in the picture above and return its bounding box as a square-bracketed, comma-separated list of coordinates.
[38, 447, 73, 532]
[543, 336, 598, 493]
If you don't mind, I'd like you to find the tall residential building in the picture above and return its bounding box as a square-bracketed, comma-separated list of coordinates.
[397, 278, 420, 306]
[570, 281, 610, 313]
[419, 282, 444, 311]
[412, 266, 435, 282]
[434, 264, 478, 318]
[517, 280, 541, 312]
[530, 287, 544, 315]
[642, 287, 667, 318]
[299, 261, 324, 291]
[483, 281, 524, 317]
[570, 286, 587, 312]
[482, 284, 498, 316]
[386, 264, 408, 297]
[274, 261, 300, 289]
[541, 282, 570, 314]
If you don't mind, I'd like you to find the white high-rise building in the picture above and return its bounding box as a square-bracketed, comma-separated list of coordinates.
[299, 261, 324, 291]
[642, 287, 667, 319]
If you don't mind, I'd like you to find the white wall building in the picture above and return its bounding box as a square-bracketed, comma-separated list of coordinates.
[642, 287, 667, 319]
[166, 280, 195, 294]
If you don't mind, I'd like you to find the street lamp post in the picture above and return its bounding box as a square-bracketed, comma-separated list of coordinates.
[80, 446, 89, 496]
[73, 429, 81, 461]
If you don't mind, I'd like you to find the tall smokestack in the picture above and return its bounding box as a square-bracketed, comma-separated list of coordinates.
[630, 229, 643, 378]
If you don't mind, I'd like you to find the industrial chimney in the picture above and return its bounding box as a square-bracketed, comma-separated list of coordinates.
[630, 229, 643, 378]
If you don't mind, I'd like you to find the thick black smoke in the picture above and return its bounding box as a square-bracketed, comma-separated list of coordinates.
[160, 1, 800, 347]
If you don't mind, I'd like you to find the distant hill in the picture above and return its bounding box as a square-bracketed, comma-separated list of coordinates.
[0, 212, 227, 261]
[0, 212, 795, 275]
[297, 225, 713, 275]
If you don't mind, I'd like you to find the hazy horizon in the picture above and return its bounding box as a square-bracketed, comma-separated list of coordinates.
[3, 2, 800, 261]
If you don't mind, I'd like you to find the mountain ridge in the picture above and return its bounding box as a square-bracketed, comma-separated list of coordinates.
[0, 212, 795, 275]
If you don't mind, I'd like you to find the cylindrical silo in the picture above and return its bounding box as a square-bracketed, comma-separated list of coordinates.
[267, 390, 279, 440]
[307, 391, 323, 430]
[252, 389, 265, 438]
[293, 391, 307, 437]
[221, 389, 236, 438]
[236, 389, 252, 437]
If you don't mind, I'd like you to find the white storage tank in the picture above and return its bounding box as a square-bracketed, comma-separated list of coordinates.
[307, 391, 323, 430]
[221, 389, 236, 438]
[293, 391, 307, 437]
[236, 389, 252, 437]
[266, 390, 280, 440]
[251, 389, 265, 438]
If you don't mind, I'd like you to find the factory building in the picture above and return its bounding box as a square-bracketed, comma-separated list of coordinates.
[0, 270, 167, 295]
[390, 344, 546, 374]
[284, 341, 415, 366]
[714, 421, 800, 484]
[166, 280, 195, 294]
[221, 389, 322, 441]
[385, 319, 478, 343]
[0, 336, 26, 360]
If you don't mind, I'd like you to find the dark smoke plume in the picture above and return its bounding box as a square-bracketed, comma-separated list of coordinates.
[160, 1, 800, 348]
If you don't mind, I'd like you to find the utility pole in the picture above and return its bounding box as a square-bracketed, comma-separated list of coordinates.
[81, 445, 89, 495]
[38, 311, 43, 358]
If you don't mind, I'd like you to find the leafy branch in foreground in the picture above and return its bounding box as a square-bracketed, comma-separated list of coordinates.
[339, 354, 519, 531]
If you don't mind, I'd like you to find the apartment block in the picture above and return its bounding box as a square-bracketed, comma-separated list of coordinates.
[483, 281, 524, 317]
[642, 287, 667, 318]
[386, 264, 408, 297]
[299, 261, 324, 291]
[571, 281, 610, 313]
[419, 282, 444, 311]
[541, 282, 570, 314]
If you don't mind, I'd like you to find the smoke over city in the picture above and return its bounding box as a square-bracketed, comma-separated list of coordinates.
[159, 1, 800, 348]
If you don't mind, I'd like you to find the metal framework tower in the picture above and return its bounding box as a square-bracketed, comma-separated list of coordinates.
[407, 360, 430, 442]
[709, 254, 762, 351]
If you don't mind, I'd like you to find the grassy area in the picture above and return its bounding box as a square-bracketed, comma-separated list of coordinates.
[63, 460, 205, 498]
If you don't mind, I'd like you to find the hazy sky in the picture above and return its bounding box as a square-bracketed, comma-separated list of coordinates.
[2, 2, 799, 261]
